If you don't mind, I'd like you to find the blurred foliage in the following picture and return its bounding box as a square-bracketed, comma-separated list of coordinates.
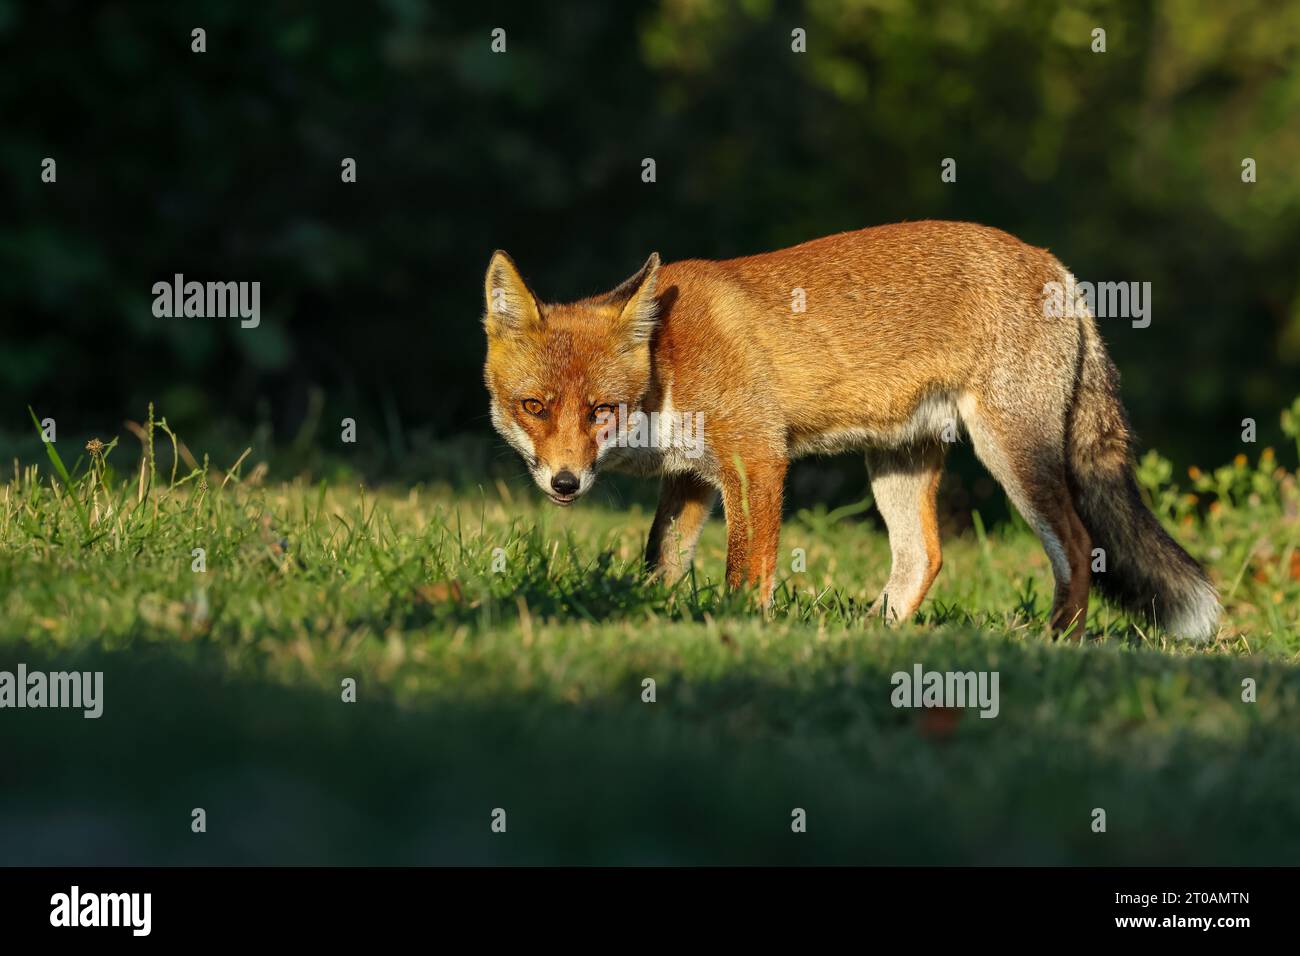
[1, 0, 1298, 472]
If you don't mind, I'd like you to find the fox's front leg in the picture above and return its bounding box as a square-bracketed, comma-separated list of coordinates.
[645, 472, 717, 584]
[719, 455, 788, 607]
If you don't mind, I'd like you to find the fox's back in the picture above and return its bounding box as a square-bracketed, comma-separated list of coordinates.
[654, 221, 1076, 446]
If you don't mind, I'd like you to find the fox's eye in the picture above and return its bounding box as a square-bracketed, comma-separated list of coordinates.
[590, 403, 616, 423]
[521, 398, 546, 417]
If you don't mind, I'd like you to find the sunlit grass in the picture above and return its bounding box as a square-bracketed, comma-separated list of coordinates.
[1, 402, 1298, 864]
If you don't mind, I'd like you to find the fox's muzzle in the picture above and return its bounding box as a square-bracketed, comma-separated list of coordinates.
[528, 457, 597, 506]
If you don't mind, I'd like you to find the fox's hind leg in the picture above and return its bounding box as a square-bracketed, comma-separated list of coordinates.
[960, 395, 1092, 638]
[865, 440, 946, 622]
[645, 472, 718, 585]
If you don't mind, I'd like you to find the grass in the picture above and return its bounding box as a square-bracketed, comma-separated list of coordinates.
[1, 402, 1299, 864]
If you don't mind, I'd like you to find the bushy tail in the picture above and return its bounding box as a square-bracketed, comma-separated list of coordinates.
[1066, 315, 1221, 640]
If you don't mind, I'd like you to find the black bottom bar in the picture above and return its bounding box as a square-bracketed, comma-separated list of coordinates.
[0, 866, 1287, 942]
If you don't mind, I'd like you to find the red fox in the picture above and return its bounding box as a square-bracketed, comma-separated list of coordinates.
[482, 221, 1220, 641]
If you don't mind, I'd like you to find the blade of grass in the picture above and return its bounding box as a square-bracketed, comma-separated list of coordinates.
[28, 406, 91, 540]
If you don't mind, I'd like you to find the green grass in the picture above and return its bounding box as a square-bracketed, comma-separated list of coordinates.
[2, 405, 1299, 864]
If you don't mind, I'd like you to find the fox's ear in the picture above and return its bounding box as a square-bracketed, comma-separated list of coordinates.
[484, 250, 543, 336]
[604, 252, 661, 344]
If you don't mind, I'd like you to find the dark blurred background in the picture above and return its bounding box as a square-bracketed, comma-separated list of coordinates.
[3, 0, 1298, 510]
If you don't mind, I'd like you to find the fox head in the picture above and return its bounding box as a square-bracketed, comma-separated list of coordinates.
[483, 250, 661, 505]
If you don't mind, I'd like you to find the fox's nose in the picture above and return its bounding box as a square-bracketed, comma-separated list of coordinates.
[550, 470, 580, 496]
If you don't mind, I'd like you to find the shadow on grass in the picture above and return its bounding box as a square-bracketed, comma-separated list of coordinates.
[2, 636, 1298, 866]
